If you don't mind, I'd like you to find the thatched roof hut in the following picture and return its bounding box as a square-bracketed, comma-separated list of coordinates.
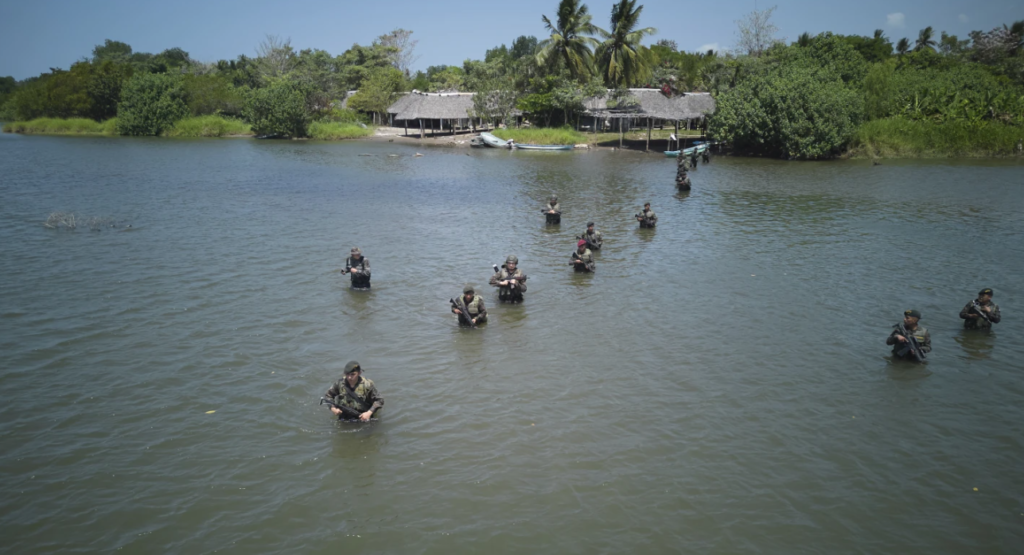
[388, 91, 476, 121]
[583, 89, 716, 122]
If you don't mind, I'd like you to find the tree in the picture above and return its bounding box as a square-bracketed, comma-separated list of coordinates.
[375, 29, 419, 75]
[92, 40, 133, 64]
[346, 67, 405, 124]
[510, 35, 540, 60]
[183, 73, 243, 116]
[255, 35, 296, 82]
[874, 29, 886, 40]
[896, 38, 911, 56]
[537, 0, 603, 81]
[471, 73, 520, 127]
[655, 39, 678, 51]
[242, 80, 311, 137]
[914, 27, 936, 52]
[736, 5, 781, 57]
[88, 60, 134, 120]
[797, 32, 812, 47]
[428, 66, 465, 92]
[116, 73, 189, 135]
[594, 0, 657, 87]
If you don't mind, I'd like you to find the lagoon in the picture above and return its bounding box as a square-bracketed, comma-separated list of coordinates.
[1, 132, 1023, 553]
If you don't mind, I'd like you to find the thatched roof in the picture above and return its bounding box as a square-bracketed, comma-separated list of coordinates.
[583, 89, 716, 121]
[388, 91, 476, 120]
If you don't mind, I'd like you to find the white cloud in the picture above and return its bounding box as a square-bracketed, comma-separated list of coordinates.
[697, 43, 720, 54]
[887, 13, 906, 28]
[958, 14, 969, 23]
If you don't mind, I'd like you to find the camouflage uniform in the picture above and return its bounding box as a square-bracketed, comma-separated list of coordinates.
[638, 207, 657, 228]
[325, 375, 384, 418]
[571, 248, 595, 272]
[959, 299, 1001, 330]
[342, 249, 371, 289]
[886, 324, 932, 359]
[489, 267, 528, 302]
[456, 293, 488, 323]
[581, 228, 603, 250]
[545, 200, 561, 224]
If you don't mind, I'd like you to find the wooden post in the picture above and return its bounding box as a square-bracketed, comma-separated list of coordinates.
[674, 121, 679, 150]
[404, 120, 408, 136]
[619, 119, 624, 148]
[646, 118, 652, 152]
[419, 119, 424, 139]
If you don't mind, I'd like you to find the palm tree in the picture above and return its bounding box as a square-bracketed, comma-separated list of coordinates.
[914, 26, 936, 52]
[1009, 20, 1024, 54]
[873, 29, 885, 40]
[797, 32, 812, 47]
[594, 0, 657, 88]
[537, 0, 602, 81]
[896, 37, 910, 55]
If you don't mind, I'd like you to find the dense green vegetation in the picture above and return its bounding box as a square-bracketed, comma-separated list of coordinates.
[3, 118, 118, 135]
[1, 3, 1021, 156]
[492, 126, 587, 145]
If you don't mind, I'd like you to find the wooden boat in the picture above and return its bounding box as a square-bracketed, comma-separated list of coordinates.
[514, 144, 574, 151]
[665, 142, 709, 157]
[479, 132, 510, 148]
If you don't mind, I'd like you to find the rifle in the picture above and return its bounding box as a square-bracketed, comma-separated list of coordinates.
[570, 251, 594, 271]
[450, 297, 476, 327]
[576, 235, 595, 250]
[320, 397, 364, 420]
[340, 257, 352, 274]
[970, 300, 992, 323]
[895, 322, 926, 362]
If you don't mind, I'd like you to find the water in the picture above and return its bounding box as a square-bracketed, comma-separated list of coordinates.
[1, 132, 1023, 553]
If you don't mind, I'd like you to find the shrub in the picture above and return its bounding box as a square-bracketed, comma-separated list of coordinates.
[163, 115, 252, 137]
[492, 126, 586, 145]
[243, 81, 311, 137]
[2, 117, 117, 134]
[116, 73, 189, 135]
[850, 118, 1023, 157]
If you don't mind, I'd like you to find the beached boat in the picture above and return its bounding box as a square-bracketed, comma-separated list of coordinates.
[479, 132, 510, 148]
[514, 144, 574, 151]
[665, 142, 710, 157]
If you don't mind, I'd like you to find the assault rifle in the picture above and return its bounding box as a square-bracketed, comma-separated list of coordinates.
[970, 300, 992, 323]
[576, 234, 598, 251]
[450, 297, 476, 327]
[570, 251, 594, 272]
[319, 397, 364, 420]
[896, 322, 926, 362]
[340, 257, 354, 274]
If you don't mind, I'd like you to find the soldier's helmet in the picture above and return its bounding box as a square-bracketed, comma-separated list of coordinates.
[506, 255, 518, 264]
[549, 195, 558, 201]
[463, 284, 475, 294]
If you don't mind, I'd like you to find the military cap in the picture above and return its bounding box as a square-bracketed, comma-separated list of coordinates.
[577, 239, 587, 247]
[978, 288, 994, 296]
[644, 202, 651, 207]
[587, 222, 595, 227]
[344, 361, 361, 374]
[549, 195, 558, 201]
[904, 309, 922, 319]
[350, 247, 362, 255]
[463, 284, 475, 294]
[506, 255, 518, 264]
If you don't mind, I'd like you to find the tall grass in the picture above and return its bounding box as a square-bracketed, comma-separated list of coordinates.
[492, 126, 586, 145]
[307, 121, 372, 140]
[851, 118, 1024, 158]
[3, 117, 119, 135]
[163, 115, 252, 137]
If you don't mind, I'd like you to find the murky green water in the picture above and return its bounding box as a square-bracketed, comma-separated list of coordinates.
[1, 132, 1023, 553]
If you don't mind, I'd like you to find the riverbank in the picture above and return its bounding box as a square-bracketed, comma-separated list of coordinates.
[848, 119, 1024, 159]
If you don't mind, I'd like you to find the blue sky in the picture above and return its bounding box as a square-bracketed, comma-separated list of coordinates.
[0, 0, 1020, 80]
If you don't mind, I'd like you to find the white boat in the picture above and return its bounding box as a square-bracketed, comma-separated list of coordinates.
[479, 132, 510, 148]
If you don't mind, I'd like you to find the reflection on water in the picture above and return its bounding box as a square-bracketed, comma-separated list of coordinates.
[1, 135, 1023, 553]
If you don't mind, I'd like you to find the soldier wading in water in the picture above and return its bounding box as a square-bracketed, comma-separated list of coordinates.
[636, 202, 657, 228]
[323, 361, 384, 421]
[959, 288, 1001, 330]
[341, 247, 371, 289]
[543, 195, 561, 224]
[490, 255, 528, 303]
[451, 284, 487, 325]
[886, 309, 932, 361]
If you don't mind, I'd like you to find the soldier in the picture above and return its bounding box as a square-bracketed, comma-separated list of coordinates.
[570, 239, 595, 272]
[490, 255, 528, 303]
[323, 361, 384, 421]
[451, 284, 487, 325]
[959, 288, 1001, 330]
[543, 195, 561, 224]
[341, 247, 371, 289]
[701, 145, 710, 164]
[675, 155, 692, 190]
[690, 148, 699, 169]
[579, 222, 603, 250]
[886, 309, 932, 361]
[636, 202, 657, 228]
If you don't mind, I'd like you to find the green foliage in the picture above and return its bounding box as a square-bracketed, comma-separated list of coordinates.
[492, 126, 585, 144]
[88, 61, 133, 120]
[162, 115, 251, 137]
[307, 121, 372, 140]
[3, 117, 118, 135]
[323, 107, 369, 124]
[709, 63, 864, 159]
[594, 0, 656, 87]
[427, 66, 465, 92]
[870, 63, 1024, 125]
[116, 72, 189, 135]
[851, 118, 1023, 157]
[346, 67, 405, 121]
[537, 0, 603, 80]
[242, 80, 311, 137]
[183, 73, 244, 116]
[840, 33, 893, 63]
[472, 73, 520, 126]
[863, 60, 897, 119]
[92, 40, 133, 64]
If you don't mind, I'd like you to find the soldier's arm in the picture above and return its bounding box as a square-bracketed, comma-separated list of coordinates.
[552, 203, 560, 212]
[920, 330, 932, 353]
[324, 381, 341, 401]
[360, 259, 370, 278]
[959, 303, 974, 319]
[885, 329, 899, 345]
[989, 304, 1001, 323]
[476, 298, 487, 319]
[366, 384, 384, 411]
[489, 272, 501, 286]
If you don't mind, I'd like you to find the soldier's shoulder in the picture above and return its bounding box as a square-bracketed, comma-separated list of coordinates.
[361, 377, 377, 388]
